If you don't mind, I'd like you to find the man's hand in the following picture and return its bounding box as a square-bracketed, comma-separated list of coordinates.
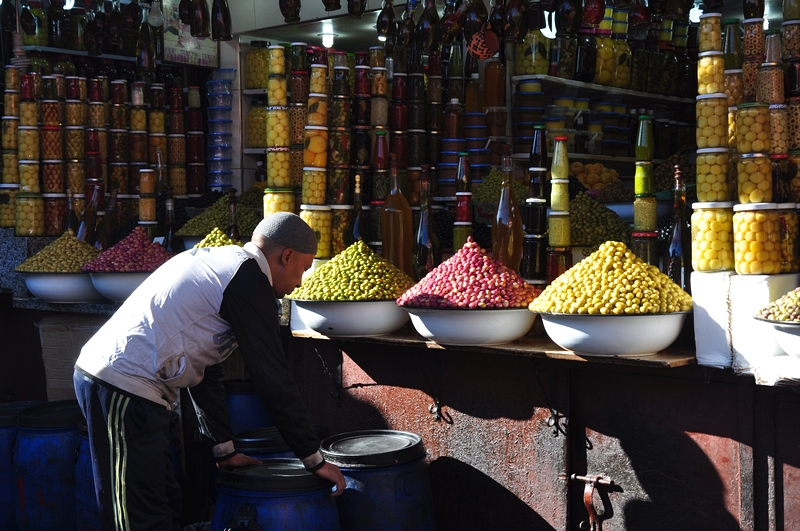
[313, 462, 347, 497]
[216, 452, 262, 468]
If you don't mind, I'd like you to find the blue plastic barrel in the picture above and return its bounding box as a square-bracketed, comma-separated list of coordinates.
[224, 380, 273, 434]
[0, 401, 42, 531]
[321, 430, 436, 531]
[211, 458, 340, 531]
[75, 422, 102, 531]
[13, 400, 83, 531]
[234, 425, 330, 460]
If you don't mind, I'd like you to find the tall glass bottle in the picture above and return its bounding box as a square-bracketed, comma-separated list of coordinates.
[492, 145, 524, 271]
[77, 185, 101, 244]
[635, 114, 654, 161]
[211, 0, 231, 40]
[416, 0, 439, 53]
[722, 19, 742, 70]
[227, 188, 240, 242]
[529, 124, 548, 168]
[551, 135, 569, 180]
[413, 166, 441, 280]
[94, 189, 118, 250]
[455, 152, 470, 193]
[664, 165, 690, 292]
[382, 153, 414, 277]
[397, 0, 416, 48]
[465, 73, 484, 113]
[351, 173, 364, 242]
[135, 4, 155, 73]
[189, 0, 210, 37]
[65, 190, 80, 235]
[163, 192, 175, 253]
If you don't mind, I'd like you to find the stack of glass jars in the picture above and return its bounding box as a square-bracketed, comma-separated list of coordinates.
[286, 42, 309, 209]
[610, 10, 631, 89]
[186, 85, 204, 196]
[691, 201, 735, 272]
[206, 76, 233, 189]
[631, 115, 659, 264]
[426, 50, 443, 182]
[166, 86, 187, 196]
[546, 136, 572, 282]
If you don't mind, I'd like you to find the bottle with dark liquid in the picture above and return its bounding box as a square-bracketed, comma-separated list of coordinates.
[227, 188, 240, 242]
[189, 0, 210, 37]
[77, 185, 101, 244]
[65, 190, 80, 235]
[382, 153, 414, 277]
[413, 166, 441, 280]
[664, 164, 691, 292]
[135, 3, 155, 73]
[211, 0, 231, 41]
[492, 144, 524, 271]
[93, 189, 118, 250]
[163, 190, 175, 253]
[351, 173, 364, 242]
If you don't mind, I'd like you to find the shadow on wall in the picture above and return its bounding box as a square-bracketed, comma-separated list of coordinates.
[428, 456, 557, 531]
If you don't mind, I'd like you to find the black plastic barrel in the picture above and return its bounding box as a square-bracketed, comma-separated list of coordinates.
[321, 430, 436, 531]
[0, 401, 42, 531]
[234, 425, 330, 460]
[224, 380, 274, 434]
[211, 458, 340, 531]
[12, 400, 83, 531]
[75, 421, 102, 531]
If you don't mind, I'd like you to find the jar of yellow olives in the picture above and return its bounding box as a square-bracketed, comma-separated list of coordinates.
[696, 94, 728, 149]
[697, 51, 725, 95]
[724, 69, 743, 106]
[611, 35, 631, 88]
[266, 107, 289, 148]
[593, 30, 616, 85]
[246, 41, 269, 90]
[2, 151, 18, 184]
[263, 188, 295, 217]
[268, 45, 286, 75]
[769, 104, 788, 154]
[778, 202, 800, 272]
[15, 193, 44, 236]
[330, 205, 353, 256]
[302, 167, 327, 205]
[736, 102, 771, 154]
[17, 126, 40, 160]
[2, 116, 19, 150]
[691, 201, 735, 272]
[696, 148, 731, 202]
[267, 75, 288, 106]
[18, 160, 40, 192]
[246, 99, 267, 148]
[266, 148, 290, 187]
[303, 126, 328, 168]
[300, 204, 332, 258]
[310, 64, 328, 94]
[699, 12, 722, 52]
[514, 26, 549, 75]
[738, 153, 773, 203]
[19, 100, 38, 127]
[130, 106, 147, 131]
[0, 184, 18, 227]
[733, 202, 780, 274]
[728, 106, 738, 150]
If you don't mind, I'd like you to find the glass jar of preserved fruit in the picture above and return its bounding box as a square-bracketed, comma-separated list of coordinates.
[268, 75, 288, 106]
[330, 205, 353, 256]
[552, 34, 577, 80]
[40, 127, 63, 160]
[41, 160, 64, 193]
[547, 212, 571, 247]
[266, 107, 289, 148]
[19, 100, 37, 127]
[743, 18, 765, 57]
[306, 93, 328, 126]
[593, 30, 616, 85]
[268, 45, 285, 75]
[22, 2, 48, 46]
[17, 126, 40, 160]
[733, 203, 780, 274]
[0, 185, 18, 227]
[2, 152, 19, 184]
[699, 12, 722, 53]
[303, 126, 328, 168]
[659, 42, 677, 96]
[736, 102, 771, 154]
[633, 195, 658, 231]
[300, 204, 332, 258]
[266, 149, 290, 187]
[778, 202, 800, 272]
[783, 21, 800, 63]
[328, 129, 351, 166]
[310, 64, 327, 94]
[42, 193, 67, 236]
[697, 51, 724, 95]
[756, 63, 784, 105]
[691, 201, 735, 272]
[611, 34, 631, 89]
[737, 153, 772, 203]
[15, 193, 44, 235]
[246, 41, 269, 89]
[326, 166, 350, 204]
[515, 26, 550, 75]
[696, 148, 731, 202]
[18, 160, 40, 192]
[263, 188, 295, 218]
[696, 94, 728, 149]
[724, 69, 743, 107]
[770, 104, 789, 155]
[246, 99, 267, 148]
[148, 134, 167, 165]
[302, 166, 327, 204]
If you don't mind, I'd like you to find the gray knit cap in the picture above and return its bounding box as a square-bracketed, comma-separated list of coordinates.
[253, 212, 318, 255]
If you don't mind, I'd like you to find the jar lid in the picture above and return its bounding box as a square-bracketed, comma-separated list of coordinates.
[266, 106, 289, 111]
[138, 221, 159, 225]
[109, 128, 128, 133]
[304, 125, 329, 130]
[0, 183, 19, 189]
[549, 211, 570, 217]
[291, 70, 309, 76]
[310, 63, 328, 68]
[778, 203, 797, 209]
[554, 136, 568, 141]
[139, 168, 155, 173]
[733, 202, 777, 211]
[724, 69, 744, 74]
[635, 194, 656, 199]
[699, 12, 722, 18]
[526, 197, 546, 204]
[41, 193, 67, 198]
[761, 62, 781, 67]
[330, 204, 354, 210]
[738, 102, 772, 109]
[18, 159, 39, 164]
[770, 104, 788, 111]
[264, 187, 294, 192]
[187, 130, 205, 135]
[771, 154, 789, 159]
[394, 73, 408, 78]
[455, 192, 473, 196]
[266, 146, 290, 152]
[17, 125, 39, 130]
[167, 134, 186, 138]
[302, 166, 327, 172]
[693, 201, 735, 209]
[551, 179, 569, 183]
[742, 17, 764, 23]
[698, 51, 724, 57]
[149, 133, 166, 138]
[524, 233, 548, 239]
[291, 41, 308, 46]
[635, 161, 653, 166]
[129, 129, 147, 134]
[355, 65, 370, 70]
[696, 93, 728, 100]
[109, 161, 128, 166]
[696, 147, 730, 154]
[783, 20, 800, 26]
[41, 159, 63, 163]
[267, 74, 286, 80]
[453, 221, 472, 226]
[268, 45, 284, 50]
[631, 231, 658, 237]
[545, 117, 566, 121]
[740, 153, 769, 159]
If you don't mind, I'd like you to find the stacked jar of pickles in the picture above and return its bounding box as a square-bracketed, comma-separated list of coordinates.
[166, 86, 186, 196]
[15, 73, 44, 237]
[328, 63, 353, 207]
[631, 115, 659, 262]
[2, 66, 22, 233]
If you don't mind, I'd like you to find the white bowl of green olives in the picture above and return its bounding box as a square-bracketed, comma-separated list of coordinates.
[23, 273, 107, 304]
[404, 307, 536, 346]
[754, 317, 800, 359]
[89, 272, 152, 303]
[292, 300, 410, 338]
[539, 312, 689, 357]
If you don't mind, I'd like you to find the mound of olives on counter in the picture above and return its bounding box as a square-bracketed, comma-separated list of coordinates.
[82, 227, 173, 272]
[193, 228, 243, 248]
[177, 194, 261, 237]
[570, 193, 632, 248]
[529, 241, 693, 315]
[15, 231, 100, 273]
[757, 288, 800, 322]
[288, 241, 415, 301]
[397, 238, 540, 309]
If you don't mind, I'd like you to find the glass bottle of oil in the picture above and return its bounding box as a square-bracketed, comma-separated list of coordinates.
[382, 153, 414, 276]
[492, 144, 524, 272]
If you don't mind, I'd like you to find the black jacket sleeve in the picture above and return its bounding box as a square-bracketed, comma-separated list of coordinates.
[217, 258, 320, 460]
[185, 361, 234, 445]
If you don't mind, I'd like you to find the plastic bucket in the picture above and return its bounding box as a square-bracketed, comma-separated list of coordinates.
[321, 430, 435, 531]
[211, 458, 340, 531]
[224, 380, 274, 433]
[234, 425, 330, 460]
[0, 401, 42, 531]
[75, 422, 101, 531]
[12, 400, 83, 531]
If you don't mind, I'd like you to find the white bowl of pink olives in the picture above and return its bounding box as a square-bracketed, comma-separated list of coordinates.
[403, 307, 537, 346]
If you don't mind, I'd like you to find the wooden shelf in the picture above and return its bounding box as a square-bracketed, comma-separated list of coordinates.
[511, 74, 695, 105]
[23, 45, 164, 66]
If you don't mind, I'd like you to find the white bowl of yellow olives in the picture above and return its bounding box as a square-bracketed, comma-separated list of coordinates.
[23, 272, 106, 304]
[292, 299, 409, 338]
[539, 312, 689, 357]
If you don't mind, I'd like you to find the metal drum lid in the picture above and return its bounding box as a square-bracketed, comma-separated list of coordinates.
[0, 401, 43, 428]
[15, 400, 83, 429]
[234, 425, 330, 454]
[320, 430, 426, 468]
[216, 458, 333, 492]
